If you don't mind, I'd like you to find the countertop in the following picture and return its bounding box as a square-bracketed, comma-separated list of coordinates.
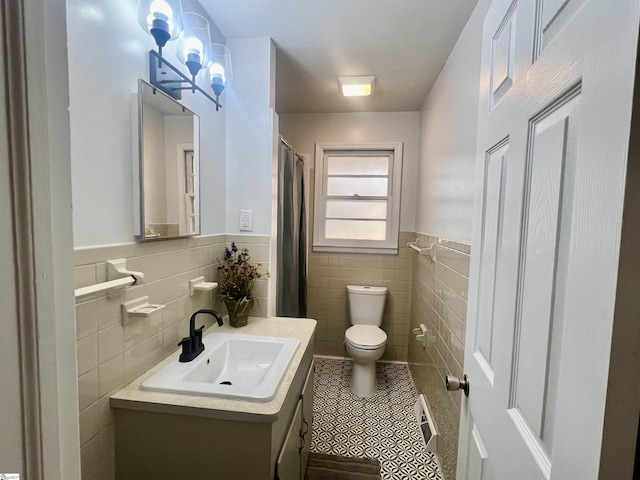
[110, 316, 316, 423]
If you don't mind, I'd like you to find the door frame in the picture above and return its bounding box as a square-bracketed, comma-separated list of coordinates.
[3, 0, 80, 478]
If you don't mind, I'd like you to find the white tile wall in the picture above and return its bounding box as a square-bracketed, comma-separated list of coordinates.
[77, 335, 98, 376]
[98, 324, 123, 363]
[307, 231, 415, 360]
[74, 234, 269, 480]
[408, 233, 470, 480]
[74, 230, 463, 479]
[77, 369, 99, 411]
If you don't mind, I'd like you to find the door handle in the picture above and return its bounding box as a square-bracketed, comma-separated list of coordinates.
[445, 374, 469, 397]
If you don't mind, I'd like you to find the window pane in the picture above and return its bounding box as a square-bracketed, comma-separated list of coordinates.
[327, 156, 389, 175]
[326, 200, 387, 219]
[325, 220, 387, 240]
[327, 177, 388, 197]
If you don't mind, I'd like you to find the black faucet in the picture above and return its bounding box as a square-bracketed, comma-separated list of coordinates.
[178, 309, 224, 362]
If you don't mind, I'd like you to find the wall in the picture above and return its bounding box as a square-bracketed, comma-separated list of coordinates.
[280, 112, 420, 233]
[142, 110, 193, 231]
[409, 1, 490, 479]
[142, 105, 167, 224]
[225, 37, 276, 236]
[280, 112, 420, 359]
[163, 115, 194, 227]
[414, 0, 490, 244]
[66, 0, 227, 247]
[65, 5, 279, 477]
[74, 235, 269, 479]
[306, 233, 415, 359]
[408, 235, 469, 480]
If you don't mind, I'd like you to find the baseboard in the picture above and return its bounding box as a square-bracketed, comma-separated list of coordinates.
[312, 354, 408, 365]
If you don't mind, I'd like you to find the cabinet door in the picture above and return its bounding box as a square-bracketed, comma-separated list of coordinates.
[276, 399, 302, 480]
[300, 361, 314, 477]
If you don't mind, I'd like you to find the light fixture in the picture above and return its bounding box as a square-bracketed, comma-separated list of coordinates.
[206, 43, 233, 111]
[176, 12, 211, 82]
[338, 76, 376, 97]
[137, 0, 183, 56]
[141, 8, 227, 110]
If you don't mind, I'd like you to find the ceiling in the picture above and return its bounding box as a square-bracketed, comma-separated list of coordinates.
[199, 0, 478, 114]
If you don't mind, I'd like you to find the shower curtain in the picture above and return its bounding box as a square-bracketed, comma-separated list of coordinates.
[276, 139, 307, 317]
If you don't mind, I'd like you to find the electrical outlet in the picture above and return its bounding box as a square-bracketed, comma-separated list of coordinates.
[239, 210, 253, 231]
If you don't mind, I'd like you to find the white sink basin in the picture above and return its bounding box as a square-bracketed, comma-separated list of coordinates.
[141, 332, 300, 402]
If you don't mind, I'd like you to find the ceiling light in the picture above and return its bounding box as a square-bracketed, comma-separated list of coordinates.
[137, 4, 229, 110]
[207, 43, 233, 111]
[339, 76, 376, 97]
[176, 12, 211, 79]
[137, 0, 183, 56]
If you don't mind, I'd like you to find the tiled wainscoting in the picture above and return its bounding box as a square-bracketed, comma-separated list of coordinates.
[73, 230, 468, 479]
[306, 230, 470, 478]
[74, 234, 269, 480]
[306, 231, 415, 361]
[408, 234, 470, 480]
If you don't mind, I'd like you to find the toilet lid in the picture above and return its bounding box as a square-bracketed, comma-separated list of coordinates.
[346, 285, 387, 296]
[345, 325, 387, 350]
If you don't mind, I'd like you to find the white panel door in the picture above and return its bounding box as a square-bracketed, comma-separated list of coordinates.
[458, 1, 640, 479]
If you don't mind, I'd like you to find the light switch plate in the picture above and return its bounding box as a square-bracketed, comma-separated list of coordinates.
[240, 210, 253, 231]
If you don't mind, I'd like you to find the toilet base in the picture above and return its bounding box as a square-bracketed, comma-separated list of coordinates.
[350, 361, 378, 397]
[345, 341, 385, 398]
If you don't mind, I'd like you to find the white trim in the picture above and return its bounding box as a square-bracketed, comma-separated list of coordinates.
[312, 354, 409, 365]
[15, 0, 81, 477]
[269, 109, 279, 318]
[313, 142, 403, 254]
[313, 245, 399, 255]
[175, 142, 195, 235]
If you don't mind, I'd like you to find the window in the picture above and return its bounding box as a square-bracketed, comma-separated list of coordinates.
[313, 142, 403, 254]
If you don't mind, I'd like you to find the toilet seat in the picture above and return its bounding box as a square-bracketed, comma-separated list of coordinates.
[345, 325, 387, 350]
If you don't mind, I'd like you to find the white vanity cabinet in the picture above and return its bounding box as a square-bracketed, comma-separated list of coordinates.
[110, 317, 316, 480]
[276, 360, 314, 480]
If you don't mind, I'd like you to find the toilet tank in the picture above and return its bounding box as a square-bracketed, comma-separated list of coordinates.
[347, 285, 387, 326]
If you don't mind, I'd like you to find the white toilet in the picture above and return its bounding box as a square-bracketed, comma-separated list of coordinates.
[345, 285, 388, 397]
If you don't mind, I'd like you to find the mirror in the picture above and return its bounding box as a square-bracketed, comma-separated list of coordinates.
[137, 79, 200, 240]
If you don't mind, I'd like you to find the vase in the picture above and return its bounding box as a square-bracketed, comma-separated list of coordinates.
[224, 298, 254, 328]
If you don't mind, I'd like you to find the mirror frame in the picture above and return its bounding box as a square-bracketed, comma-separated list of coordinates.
[135, 79, 201, 241]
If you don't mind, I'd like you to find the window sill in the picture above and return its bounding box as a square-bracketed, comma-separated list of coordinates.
[312, 245, 398, 255]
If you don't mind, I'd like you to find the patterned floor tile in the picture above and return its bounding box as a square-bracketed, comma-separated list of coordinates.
[311, 357, 443, 480]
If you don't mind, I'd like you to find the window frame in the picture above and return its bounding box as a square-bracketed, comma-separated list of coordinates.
[313, 142, 403, 254]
